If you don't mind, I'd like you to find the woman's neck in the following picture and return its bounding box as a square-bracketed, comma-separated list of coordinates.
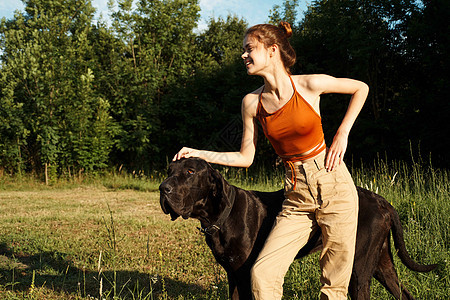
[262, 71, 292, 102]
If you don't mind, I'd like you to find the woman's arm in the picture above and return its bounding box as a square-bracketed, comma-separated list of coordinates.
[307, 75, 369, 171]
[173, 93, 259, 168]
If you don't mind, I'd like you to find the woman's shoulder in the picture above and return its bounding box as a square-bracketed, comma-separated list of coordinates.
[291, 74, 333, 90]
[291, 74, 333, 88]
[242, 85, 264, 117]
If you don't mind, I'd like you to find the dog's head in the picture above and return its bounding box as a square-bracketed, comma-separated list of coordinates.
[159, 158, 228, 221]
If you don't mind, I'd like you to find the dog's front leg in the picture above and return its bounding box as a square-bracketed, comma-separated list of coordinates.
[227, 274, 240, 299]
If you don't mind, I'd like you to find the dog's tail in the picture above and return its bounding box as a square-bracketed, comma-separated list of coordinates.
[390, 205, 438, 272]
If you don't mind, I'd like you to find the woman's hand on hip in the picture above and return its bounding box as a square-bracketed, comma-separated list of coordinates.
[326, 130, 348, 171]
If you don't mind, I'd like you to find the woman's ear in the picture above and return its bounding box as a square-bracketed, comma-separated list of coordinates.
[269, 44, 278, 57]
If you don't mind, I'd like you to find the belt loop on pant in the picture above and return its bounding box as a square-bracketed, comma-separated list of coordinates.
[286, 161, 297, 191]
[314, 159, 320, 170]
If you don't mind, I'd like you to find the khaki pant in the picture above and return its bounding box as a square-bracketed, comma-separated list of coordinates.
[251, 151, 358, 300]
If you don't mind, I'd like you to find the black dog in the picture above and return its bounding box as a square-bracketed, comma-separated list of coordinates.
[159, 158, 437, 299]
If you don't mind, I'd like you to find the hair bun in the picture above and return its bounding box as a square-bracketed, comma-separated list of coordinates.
[278, 21, 293, 39]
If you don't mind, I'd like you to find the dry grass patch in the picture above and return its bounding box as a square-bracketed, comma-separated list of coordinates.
[0, 185, 227, 299]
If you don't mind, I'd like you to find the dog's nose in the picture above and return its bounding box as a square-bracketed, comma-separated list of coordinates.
[159, 182, 173, 194]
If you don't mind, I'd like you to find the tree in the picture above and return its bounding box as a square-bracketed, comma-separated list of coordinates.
[269, 0, 300, 26]
[0, 0, 114, 181]
[102, 0, 201, 169]
[157, 15, 256, 163]
[294, 0, 423, 161]
[0, 31, 27, 174]
[403, 0, 450, 165]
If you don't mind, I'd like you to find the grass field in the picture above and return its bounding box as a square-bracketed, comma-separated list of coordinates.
[0, 159, 448, 299]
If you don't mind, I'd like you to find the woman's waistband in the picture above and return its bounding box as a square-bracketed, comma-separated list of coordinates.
[283, 149, 326, 190]
[280, 140, 326, 165]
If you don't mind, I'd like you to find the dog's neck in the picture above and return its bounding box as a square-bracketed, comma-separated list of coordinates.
[198, 186, 237, 235]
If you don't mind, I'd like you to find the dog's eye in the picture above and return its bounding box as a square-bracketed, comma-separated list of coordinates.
[187, 169, 195, 175]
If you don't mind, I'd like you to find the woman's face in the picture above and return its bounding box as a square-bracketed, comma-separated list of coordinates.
[241, 35, 271, 75]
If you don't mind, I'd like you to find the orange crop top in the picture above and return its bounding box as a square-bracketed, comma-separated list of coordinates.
[256, 76, 326, 162]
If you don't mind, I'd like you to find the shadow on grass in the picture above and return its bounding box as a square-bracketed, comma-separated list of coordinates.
[0, 243, 226, 299]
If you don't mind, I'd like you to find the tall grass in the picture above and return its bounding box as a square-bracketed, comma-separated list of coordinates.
[221, 157, 449, 299]
[350, 159, 449, 299]
[0, 157, 447, 299]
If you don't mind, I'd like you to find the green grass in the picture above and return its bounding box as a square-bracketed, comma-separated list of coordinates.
[0, 159, 448, 299]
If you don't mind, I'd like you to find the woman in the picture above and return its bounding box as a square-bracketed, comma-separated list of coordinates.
[174, 22, 368, 300]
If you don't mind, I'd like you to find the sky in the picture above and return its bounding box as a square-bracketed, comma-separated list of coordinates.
[0, 0, 308, 31]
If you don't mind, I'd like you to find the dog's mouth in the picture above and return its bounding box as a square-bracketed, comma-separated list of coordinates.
[160, 196, 191, 221]
[160, 197, 179, 220]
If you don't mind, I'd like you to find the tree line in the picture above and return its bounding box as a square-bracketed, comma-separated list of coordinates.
[0, 0, 448, 182]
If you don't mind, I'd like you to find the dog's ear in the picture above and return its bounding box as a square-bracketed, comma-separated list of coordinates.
[209, 167, 234, 209]
[209, 167, 225, 198]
